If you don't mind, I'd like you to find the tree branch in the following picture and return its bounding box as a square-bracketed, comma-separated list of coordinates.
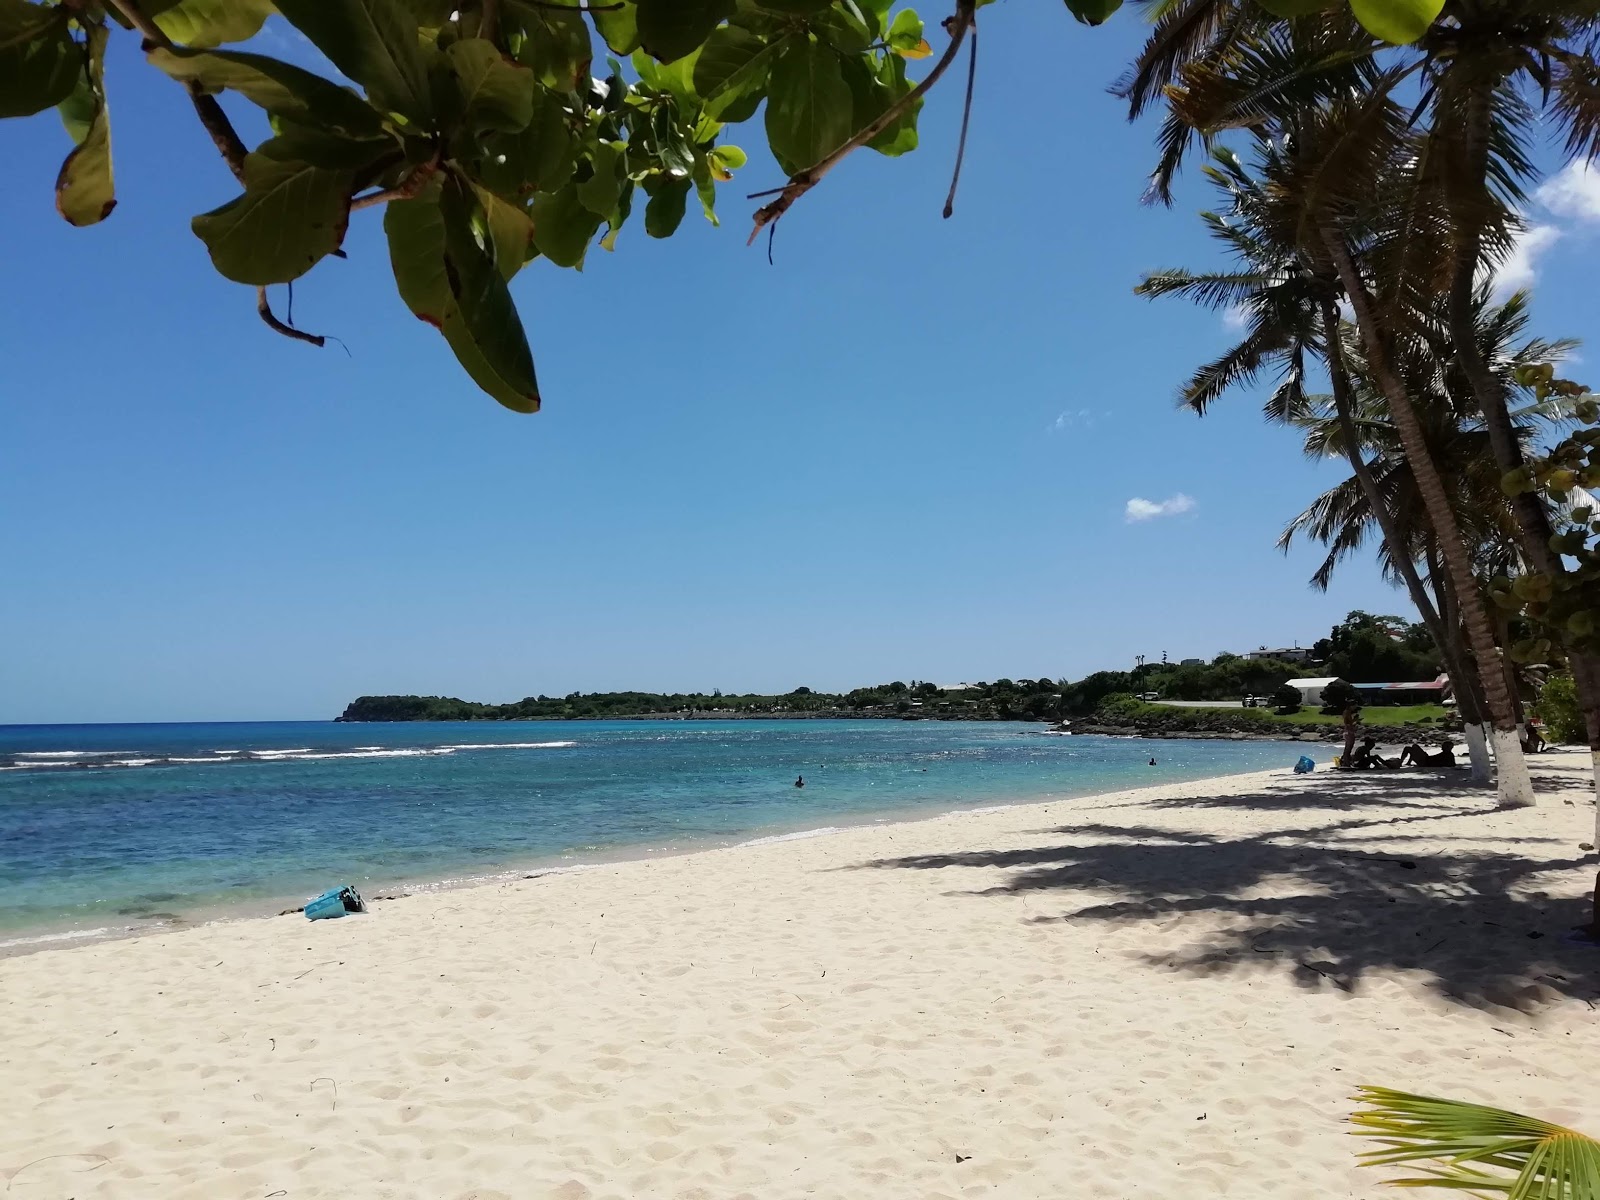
[518, 0, 624, 9]
[942, 21, 977, 220]
[747, 0, 976, 245]
[104, 0, 250, 184]
[349, 157, 442, 210]
[257, 287, 326, 348]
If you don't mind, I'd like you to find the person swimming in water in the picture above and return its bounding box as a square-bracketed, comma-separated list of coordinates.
[1148, 757, 1156, 766]
[794, 774, 804, 788]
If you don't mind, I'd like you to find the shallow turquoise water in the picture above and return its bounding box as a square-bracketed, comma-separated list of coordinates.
[0, 720, 1311, 944]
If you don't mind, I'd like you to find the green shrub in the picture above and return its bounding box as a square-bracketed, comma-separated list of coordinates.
[1320, 678, 1360, 715]
[1536, 674, 1585, 743]
[1271, 682, 1302, 713]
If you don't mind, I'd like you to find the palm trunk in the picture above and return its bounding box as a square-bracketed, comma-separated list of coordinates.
[1319, 297, 1488, 781]
[1426, 539, 1491, 783]
[1445, 82, 1600, 836]
[1322, 225, 1534, 807]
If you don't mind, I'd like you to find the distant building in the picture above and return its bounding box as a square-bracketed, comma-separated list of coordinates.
[1287, 676, 1343, 706]
[1245, 646, 1315, 663]
[1180, 658, 1204, 667]
[1352, 676, 1452, 705]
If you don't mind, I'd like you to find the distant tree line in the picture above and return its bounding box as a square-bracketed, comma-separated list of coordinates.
[337, 614, 1440, 724]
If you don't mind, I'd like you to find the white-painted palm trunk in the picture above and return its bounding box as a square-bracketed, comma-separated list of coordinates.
[1462, 723, 1490, 785]
[1490, 728, 1537, 808]
[1592, 750, 1599, 847]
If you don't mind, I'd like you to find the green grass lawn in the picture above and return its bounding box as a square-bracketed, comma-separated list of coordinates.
[1148, 703, 1450, 726]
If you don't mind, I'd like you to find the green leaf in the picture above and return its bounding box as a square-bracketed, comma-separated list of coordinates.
[146, 46, 386, 136]
[150, 0, 274, 48]
[708, 142, 747, 172]
[866, 49, 918, 155]
[812, 4, 872, 52]
[593, 2, 640, 54]
[637, 0, 733, 64]
[273, 0, 432, 122]
[599, 180, 634, 250]
[531, 182, 602, 268]
[651, 103, 695, 176]
[1062, 0, 1121, 25]
[447, 38, 535, 131]
[691, 155, 719, 225]
[384, 184, 451, 323]
[1349, 0, 1442, 43]
[506, 0, 591, 92]
[268, 118, 399, 168]
[644, 175, 690, 237]
[577, 139, 627, 216]
[755, 0, 833, 11]
[385, 187, 540, 412]
[471, 183, 536, 279]
[475, 85, 575, 196]
[191, 143, 354, 284]
[884, 7, 922, 51]
[55, 23, 113, 227]
[437, 177, 540, 412]
[0, 0, 81, 118]
[692, 24, 777, 120]
[764, 35, 851, 175]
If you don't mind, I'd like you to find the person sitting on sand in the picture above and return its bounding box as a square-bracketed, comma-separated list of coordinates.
[1524, 724, 1547, 754]
[1398, 740, 1456, 768]
[1346, 736, 1398, 770]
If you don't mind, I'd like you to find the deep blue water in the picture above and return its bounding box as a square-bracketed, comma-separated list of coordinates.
[0, 720, 1310, 945]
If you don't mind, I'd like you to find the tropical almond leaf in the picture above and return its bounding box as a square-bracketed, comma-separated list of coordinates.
[191, 144, 354, 284]
[150, 0, 274, 48]
[438, 178, 540, 412]
[636, 0, 733, 64]
[1062, 0, 1122, 25]
[384, 185, 450, 324]
[1349, 0, 1442, 43]
[531, 182, 602, 269]
[764, 35, 852, 175]
[54, 23, 113, 226]
[643, 174, 690, 237]
[591, 0, 639, 54]
[692, 24, 776, 120]
[146, 46, 386, 135]
[447, 38, 535, 131]
[0, 0, 81, 119]
[506, 0, 592, 91]
[273, 0, 432, 121]
[470, 182, 536, 279]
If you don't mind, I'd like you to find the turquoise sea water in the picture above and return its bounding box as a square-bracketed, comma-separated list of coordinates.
[0, 720, 1310, 947]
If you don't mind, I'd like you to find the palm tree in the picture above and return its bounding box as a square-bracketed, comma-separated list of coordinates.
[1129, 14, 1540, 805]
[1123, 0, 1600, 805]
[1136, 136, 1516, 786]
[1278, 298, 1577, 743]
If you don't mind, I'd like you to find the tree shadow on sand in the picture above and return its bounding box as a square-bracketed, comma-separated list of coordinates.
[850, 775, 1599, 1014]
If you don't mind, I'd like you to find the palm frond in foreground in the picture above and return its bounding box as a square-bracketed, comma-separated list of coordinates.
[1352, 1086, 1600, 1198]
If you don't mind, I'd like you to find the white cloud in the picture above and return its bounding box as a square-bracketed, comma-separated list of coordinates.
[1049, 409, 1095, 434]
[1537, 162, 1600, 222]
[1222, 304, 1249, 332]
[1491, 224, 1561, 298]
[1125, 493, 1196, 522]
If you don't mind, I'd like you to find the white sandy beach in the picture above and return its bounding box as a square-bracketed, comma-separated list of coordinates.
[2, 751, 1597, 1199]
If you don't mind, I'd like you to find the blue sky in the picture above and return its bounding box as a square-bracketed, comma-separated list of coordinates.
[4, 1, 1599, 723]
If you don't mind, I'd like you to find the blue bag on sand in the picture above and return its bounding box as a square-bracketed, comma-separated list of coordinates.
[305, 885, 365, 920]
[1294, 755, 1316, 774]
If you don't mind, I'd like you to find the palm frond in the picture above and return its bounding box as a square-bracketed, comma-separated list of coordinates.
[1352, 1086, 1600, 1200]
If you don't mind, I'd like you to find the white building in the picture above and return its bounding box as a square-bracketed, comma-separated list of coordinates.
[1287, 676, 1343, 706]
